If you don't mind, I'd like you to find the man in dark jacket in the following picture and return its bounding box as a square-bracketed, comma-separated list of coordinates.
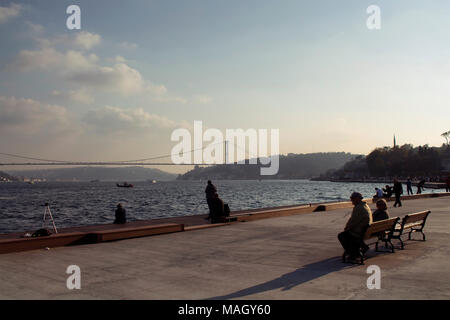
[114, 203, 126, 224]
[210, 193, 225, 224]
[205, 180, 217, 220]
[393, 179, 403, 207]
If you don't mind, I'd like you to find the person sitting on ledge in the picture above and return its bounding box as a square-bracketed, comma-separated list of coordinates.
[373, 187, 383, 199]
[114, 203, 127, 224]
[210, 193, 225, 224]
[383, 185, 393, 198]
[338, 192, 372, 262]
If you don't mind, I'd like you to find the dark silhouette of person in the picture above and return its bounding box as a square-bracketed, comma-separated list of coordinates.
[406, 178, 413, 195]
[210, 193, 225, 224]
[114, 203, 126, 224]
[446, 176, 450, 192]
[205, 180, 217, 220]
[338, 192, 372, 262]
[393, 179, 403, 207]
[417, 179, 425, 194]
[382, 185, 393, 198]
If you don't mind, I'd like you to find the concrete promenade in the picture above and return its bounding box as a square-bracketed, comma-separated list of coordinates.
[0, 196, 449, 299]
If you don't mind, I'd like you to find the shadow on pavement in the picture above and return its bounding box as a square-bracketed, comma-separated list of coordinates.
[208, 256, 354, 300]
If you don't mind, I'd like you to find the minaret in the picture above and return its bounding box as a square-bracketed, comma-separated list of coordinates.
[393, 134, 397, 148]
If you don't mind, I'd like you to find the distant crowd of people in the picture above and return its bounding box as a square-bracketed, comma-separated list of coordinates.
[372, 177, 435, 204]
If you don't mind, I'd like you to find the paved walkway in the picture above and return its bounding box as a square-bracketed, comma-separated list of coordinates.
[0, 197, 449, 299]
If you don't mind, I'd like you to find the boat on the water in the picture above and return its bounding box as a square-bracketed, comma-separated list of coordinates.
[116, 182, 133, 188]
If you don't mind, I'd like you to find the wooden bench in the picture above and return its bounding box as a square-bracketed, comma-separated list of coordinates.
[342, 217, 400, 265]
[391, 210, 431, 250]
[93, 223, 184, 242]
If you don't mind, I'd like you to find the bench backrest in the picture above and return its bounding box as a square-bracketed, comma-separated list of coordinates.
[402, 210, 430, 225]
[363, 217, 400, 240]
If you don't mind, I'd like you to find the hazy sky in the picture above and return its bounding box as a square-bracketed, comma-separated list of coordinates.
[1, 0, 450, 173]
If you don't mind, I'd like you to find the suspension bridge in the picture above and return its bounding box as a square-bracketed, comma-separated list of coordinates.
[0, 140, 258, 167]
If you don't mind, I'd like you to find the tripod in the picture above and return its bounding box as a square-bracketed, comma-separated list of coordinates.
[43, 203, 58, 234]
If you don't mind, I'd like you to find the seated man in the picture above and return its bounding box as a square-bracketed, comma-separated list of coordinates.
[210, 193, 225, 224]
[114, 203, 127, 224]
[338, 192, 373, 262]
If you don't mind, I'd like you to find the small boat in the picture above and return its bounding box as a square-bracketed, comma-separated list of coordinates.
[116, 182, 133, 188]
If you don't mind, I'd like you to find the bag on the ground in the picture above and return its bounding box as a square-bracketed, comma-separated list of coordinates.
[31, 228, 52, 237]
[224, 203, 230, 217]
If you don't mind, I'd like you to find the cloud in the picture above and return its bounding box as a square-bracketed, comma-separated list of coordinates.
[192, 95, 213, 104]
[9, 31, 185, 101]
[26, 21, 44, 34]
[83, 106, 179, 133]
[0, 3, 21, 24]
[74, 31, 101, 50]
[12, 47, 168, 96]
[51, 88, 94, 104]
[119, 42, 138, 50]
[34, 31, 102, 51]
[68, 62, 168, 96]
[0, 96, 72, 135]
[11, 47, 98, 72]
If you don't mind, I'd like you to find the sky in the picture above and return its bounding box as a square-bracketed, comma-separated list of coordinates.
[1, 0, 450, 174]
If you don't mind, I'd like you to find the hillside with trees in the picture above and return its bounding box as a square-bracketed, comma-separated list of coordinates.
[178, 152, 360, 180]
[320, 144, 450, 180]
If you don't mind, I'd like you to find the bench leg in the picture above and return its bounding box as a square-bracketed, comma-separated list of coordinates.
[359, 250, 365, 265]
[395, 236, 404, 250]
[388, 239, 395, 253]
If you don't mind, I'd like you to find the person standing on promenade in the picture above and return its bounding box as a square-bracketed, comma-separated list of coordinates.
[446, 176, 450, 192]
[406, 178, 413, 195]
[210, 193, 225, 224]
[417, 179, 425, 194]
[114, 203, 126, 224]
[205, 180, 217, 220]
[338, 192, 373, 261]
[393, 179, 403, 207]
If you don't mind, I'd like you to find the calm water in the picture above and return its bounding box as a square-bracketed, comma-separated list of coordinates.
[0, 180, 434, 234]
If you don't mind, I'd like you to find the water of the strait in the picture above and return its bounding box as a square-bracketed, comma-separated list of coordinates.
[0, 180, 433, 234]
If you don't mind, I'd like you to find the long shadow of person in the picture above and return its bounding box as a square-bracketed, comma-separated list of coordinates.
[207, 256, 355, 300]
